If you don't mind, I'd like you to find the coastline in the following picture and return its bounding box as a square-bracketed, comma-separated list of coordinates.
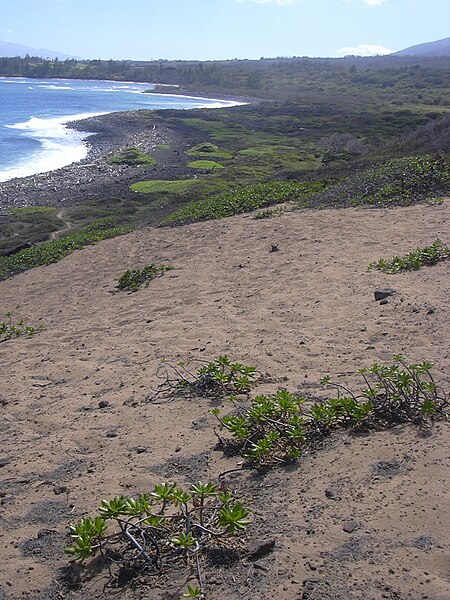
[0, 87, 251, 210]
[0, 107, 209, 209]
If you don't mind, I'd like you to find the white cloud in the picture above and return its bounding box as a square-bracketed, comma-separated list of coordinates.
[337, 44, 393, 56]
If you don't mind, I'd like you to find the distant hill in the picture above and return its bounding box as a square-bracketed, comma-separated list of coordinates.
[0, 40, 77, 60]
[393, 37, 450, 57]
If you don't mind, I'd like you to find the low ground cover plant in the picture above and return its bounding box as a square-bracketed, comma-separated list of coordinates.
[117, 263, 174, 292]
[150, 355, 258, 402]
[187, 142, 233, 159]
[0, 218, 132, 280]
[65, 481, 250, 598]
[300, 154, 450, 209]
[211, 356, 448, 468]
[187, 160, 224, 170]
[161, 180, 325, 225]
[109, 147, 156, 166]
[0, 312, 42, 343]
[369, 238, 450, 273]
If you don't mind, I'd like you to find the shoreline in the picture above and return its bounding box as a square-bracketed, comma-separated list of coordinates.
[0, 98, 242, 209]
[0, 111, 176, 209]
[0, 83, 252, 209]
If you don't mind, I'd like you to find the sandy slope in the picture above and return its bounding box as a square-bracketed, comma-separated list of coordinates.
[0, 201, 449, 599]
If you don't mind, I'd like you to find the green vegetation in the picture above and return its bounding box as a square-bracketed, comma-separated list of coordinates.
[300, 154, 450, 209]
[187, 142, 233, 159]
[0, 313, 42, 343]
[210, 357, 448, 469]
[0, 218, 132, 280]
[65, 481, 249, 598]
[150, 355, 258, 403]
[117, 263, 174, 292]
[0, 206, 63, 256]
[130, 179, 197, 194]
[253, 207, 285, 219]
[369, 239, 450, 273]
[108, 147, 156, 166]
[162, 180, 325, 225]
[187, 160, 224, 169]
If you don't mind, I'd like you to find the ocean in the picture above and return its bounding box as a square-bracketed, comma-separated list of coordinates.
[0, 77, 240, 182]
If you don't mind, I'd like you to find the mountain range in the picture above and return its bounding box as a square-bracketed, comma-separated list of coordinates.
[0, 40, 77, 60]
[393, 37, 450, 57]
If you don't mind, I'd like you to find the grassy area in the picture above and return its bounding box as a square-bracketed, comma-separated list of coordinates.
[186, 142, 233, 159]
[0, 218, 133, 280]
[108, 147, 156, 166]
[161, 180, 326, 225]
[187, 160, 224, 169]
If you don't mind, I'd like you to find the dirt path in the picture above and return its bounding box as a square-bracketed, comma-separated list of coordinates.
[49, 210, 72, 240]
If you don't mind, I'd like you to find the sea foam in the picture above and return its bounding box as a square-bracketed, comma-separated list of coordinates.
[0, 112, 106, 182]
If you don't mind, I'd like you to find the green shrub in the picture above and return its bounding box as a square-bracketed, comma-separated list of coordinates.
[211, 356, 448, 469]
[117, 263, 174, 292]
[303, 154, 450, 209]
[369, 239, 450, 273]
[109, 147, 156, 166]
[187, 142, 233, 159]
[65, 481, 249, 597]
[0, 313, 42, 343]
[150, 355, 258, 403]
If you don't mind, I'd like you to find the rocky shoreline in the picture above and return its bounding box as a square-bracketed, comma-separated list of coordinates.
[0, 110, 189, 209]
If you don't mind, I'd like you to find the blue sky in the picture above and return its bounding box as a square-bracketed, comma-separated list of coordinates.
[1, 0, 448, 60]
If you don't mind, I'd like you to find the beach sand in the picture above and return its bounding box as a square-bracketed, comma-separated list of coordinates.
[0, 199, 449, 599]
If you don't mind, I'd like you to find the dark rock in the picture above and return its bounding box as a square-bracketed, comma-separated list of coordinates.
[106, 431, 118, 438]
[270, 244, 279, 252]
[98, 400, 109, 408]
[379, 299, 389, 305]
[53, 485, 68, 496]
[0, 458, 11, 468]
[374, 288, 397, 301]
[343, 520, 359, 533]
[135, 446, 147, 454]
[325, 487, 340, 500]
[246, 538, 276, 560]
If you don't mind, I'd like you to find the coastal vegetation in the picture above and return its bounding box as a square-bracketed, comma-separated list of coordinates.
[0, 55, 449, 277]
[0, 312, 42, 342]
[1, 54, 450, 600]
[161, 180, 325, 225]
[108, 147, 156, 166]
[117, 263, 174, 292]
[0, 218, 132, 280]
[65, 481, 250, 598]
[369, 238, 450, 273]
